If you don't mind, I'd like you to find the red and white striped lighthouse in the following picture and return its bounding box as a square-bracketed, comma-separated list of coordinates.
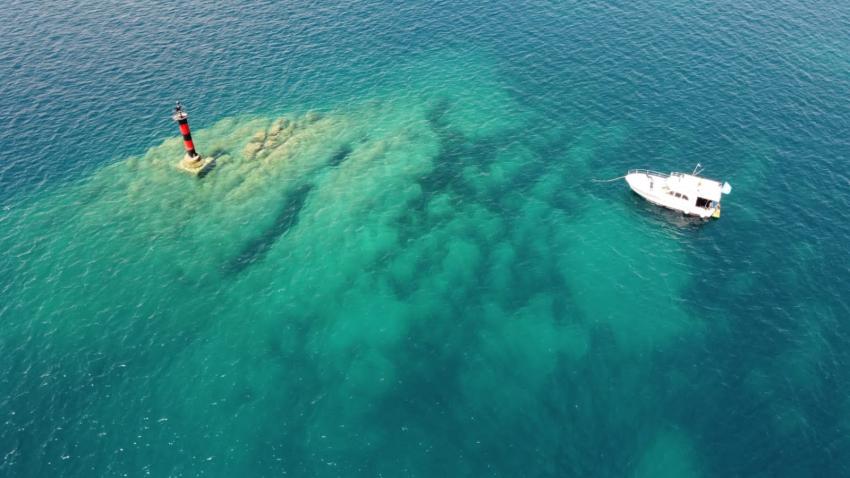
[173, 100, 199, 159]
[172, 100, 214, 175]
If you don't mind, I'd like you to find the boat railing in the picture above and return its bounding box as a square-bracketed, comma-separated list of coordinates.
[628, 169, 670, 178]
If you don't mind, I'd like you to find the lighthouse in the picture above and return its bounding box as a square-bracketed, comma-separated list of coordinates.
[172, 101, 214, 176]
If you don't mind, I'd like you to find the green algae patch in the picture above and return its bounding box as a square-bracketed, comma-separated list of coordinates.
[557, 201, 703, 351]
[633, 429, 703, 478]
[0, 51, 712, 476]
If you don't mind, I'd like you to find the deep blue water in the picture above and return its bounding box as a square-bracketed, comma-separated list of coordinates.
[2, 1, 850, 476]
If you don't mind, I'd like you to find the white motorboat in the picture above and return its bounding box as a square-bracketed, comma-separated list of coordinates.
[625, 165, 731, 218]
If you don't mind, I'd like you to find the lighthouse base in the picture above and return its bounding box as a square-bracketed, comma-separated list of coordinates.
[178, 154, 215, 177]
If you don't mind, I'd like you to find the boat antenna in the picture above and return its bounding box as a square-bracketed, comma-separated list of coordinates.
[692, 163, 704, 175]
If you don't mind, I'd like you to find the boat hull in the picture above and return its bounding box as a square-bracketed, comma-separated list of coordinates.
[625, 172, 717, 219]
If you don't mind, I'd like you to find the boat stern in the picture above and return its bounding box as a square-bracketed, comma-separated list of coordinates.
[712, 204, 721, 218]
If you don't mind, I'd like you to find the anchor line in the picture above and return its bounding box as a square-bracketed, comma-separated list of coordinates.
[591, 175, 627, 183]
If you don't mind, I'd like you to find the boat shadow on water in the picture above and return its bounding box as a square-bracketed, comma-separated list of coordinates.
[626, 191, 713, 230]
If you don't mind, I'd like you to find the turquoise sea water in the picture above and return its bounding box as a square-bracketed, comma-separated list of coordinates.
[2, 1, 850, 476]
